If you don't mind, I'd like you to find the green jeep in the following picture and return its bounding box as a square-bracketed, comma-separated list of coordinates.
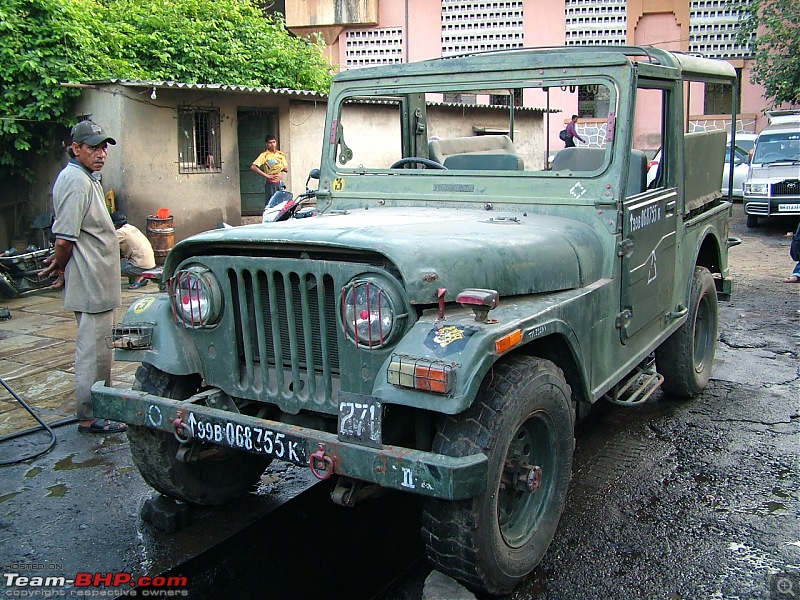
[94, 46, 737, 595]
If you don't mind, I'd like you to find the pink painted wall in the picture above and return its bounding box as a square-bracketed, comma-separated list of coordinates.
[326, 0, 788, 141]
[522, 0, 575, 152]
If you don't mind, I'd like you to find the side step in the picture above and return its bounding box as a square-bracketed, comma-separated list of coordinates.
[604, 355, 664, 406]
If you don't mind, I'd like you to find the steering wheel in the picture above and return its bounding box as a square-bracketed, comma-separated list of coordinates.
[390, 157, 447, 170]
[757, 152, 782, 163]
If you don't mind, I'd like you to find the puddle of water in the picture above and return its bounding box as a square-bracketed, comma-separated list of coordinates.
[25, 466, 42, 478]
[0, 491, 21, 503]
[772, 487, 790, 499]
[46, 483, 68, 498]
[54, 453, 110, 471]
[762, 501, 789, 515]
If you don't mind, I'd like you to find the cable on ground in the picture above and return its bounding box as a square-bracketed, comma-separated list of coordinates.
[0, 376, 59, 465]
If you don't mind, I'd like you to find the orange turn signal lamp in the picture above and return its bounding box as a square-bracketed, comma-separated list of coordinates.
[495, 329, 522, 354]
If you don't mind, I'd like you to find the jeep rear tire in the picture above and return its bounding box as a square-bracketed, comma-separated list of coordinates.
[422, 355, 574, 595]
[128, 363, 271, 506]
[656, 266, 718, 398]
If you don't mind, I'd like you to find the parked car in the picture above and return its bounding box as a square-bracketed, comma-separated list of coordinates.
[721, 133, 757, 198]
[743, 112, 800, 227]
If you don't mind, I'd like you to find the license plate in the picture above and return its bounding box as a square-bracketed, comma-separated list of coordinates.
[184, 412, 307, 465]
[338, 393, 382, 447]
[779, 203, 800, 212]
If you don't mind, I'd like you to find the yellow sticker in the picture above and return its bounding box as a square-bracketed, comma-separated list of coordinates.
[333, 177, 345, 192]
[132, 296, 155, 314]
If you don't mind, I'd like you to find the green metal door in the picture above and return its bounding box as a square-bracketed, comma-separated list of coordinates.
[238, 109, 278, 216]
[619, 188, 677, 344]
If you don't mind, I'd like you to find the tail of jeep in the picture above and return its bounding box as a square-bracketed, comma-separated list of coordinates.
[93, 46, 737, 595]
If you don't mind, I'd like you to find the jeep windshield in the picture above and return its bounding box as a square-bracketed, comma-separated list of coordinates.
[329, 78, 618, 176]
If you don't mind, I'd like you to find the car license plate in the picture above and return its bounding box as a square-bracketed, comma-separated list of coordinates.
[779, 203, 800, 212]
[338, 393, 382, 447]
[184, 411, 307, 465]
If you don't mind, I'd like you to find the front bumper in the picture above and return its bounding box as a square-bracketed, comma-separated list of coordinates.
[744, 197, 800, 217]
[92, 383, 488, 501]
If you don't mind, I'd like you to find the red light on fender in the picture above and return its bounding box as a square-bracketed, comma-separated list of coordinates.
[495, 329, 522, 353]
[415, 364, 450, 393]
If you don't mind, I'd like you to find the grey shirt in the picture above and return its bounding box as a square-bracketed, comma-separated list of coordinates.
[51, 160, 122, 313]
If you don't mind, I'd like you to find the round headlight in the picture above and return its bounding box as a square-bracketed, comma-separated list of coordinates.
[341, 276, 405, 348]
[170, 265, 223, 327]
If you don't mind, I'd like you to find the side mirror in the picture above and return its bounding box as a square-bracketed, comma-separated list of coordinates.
[305, 168, 320, 189]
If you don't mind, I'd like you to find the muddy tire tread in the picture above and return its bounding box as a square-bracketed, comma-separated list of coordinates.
[421, 355, 574, 595]
[656, 267, 718, 398]
[128, 363, 270, 506]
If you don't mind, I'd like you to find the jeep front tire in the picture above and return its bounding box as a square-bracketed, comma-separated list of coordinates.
[128, 364, 271, 506]
[422, 355, 574, 595]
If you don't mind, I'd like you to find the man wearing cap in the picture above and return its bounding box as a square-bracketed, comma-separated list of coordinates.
[40, 120, 126, 434]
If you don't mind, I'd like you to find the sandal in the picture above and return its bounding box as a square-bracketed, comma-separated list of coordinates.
[128, 279, 149, 290]
[783, 276, 800, 283]
[78, 419, 127, 434]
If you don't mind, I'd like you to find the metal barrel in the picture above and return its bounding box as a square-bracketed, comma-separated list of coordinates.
[146, 216, 175, 266]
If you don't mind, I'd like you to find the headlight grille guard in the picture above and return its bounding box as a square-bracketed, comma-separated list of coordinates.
[167, 267, 221, 329]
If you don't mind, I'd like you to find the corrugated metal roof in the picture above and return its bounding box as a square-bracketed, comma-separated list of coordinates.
[79, 79, 328, 100]
[75, 80, 556, 112]
[344, 98, 552, 113]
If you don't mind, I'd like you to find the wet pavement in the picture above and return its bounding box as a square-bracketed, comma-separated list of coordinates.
[0, 282, 317, 596]
[1, 205, 798, 599]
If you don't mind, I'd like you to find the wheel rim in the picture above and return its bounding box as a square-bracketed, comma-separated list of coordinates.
[497, 410, 556, 548]
[693, 292, 713, 373]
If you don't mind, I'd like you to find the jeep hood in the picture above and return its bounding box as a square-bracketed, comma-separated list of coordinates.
[168, 208, 604, 303]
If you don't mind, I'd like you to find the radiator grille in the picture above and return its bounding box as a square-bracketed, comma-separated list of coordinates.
[228, 267, 339, 408]
[772, 180, 800, 197]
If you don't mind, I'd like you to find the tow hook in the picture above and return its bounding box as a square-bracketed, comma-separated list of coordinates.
[171, 410, 191, 442]
[310, 444, 334, 480]
[501, 460, 543, 493]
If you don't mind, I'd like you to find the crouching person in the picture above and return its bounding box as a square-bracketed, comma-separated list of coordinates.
[111, 212, 156, 289]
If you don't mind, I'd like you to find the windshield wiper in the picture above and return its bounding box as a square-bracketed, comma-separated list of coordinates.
[761, 159, 800, 165]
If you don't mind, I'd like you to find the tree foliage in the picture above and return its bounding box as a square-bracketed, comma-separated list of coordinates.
[0, 0, 333, 179]
[734, 0, 800, 107]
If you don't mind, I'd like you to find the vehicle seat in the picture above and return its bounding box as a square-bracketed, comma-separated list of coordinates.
[551, 147, 605, 172]
[428, 135, 524, 170]
[626, 150, 648, 197]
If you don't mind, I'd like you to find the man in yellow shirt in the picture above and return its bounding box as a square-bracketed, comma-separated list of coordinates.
[250, 133, 289, 206]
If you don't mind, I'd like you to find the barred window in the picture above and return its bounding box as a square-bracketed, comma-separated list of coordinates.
[178, 107, 222, 174]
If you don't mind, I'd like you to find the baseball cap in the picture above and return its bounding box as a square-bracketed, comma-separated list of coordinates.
[71, 120, 117, 146]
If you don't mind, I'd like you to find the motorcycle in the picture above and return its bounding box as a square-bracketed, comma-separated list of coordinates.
[261, 169, 320, 223]
[0, 246, 56, 298]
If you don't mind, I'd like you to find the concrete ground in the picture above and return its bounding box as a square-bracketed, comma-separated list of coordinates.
[0, 280, 315, 594]
[0, 281, 142, 437]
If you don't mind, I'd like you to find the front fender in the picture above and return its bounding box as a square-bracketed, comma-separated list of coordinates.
[116, 293, 202, 375]
[372, 290, 587, 415]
